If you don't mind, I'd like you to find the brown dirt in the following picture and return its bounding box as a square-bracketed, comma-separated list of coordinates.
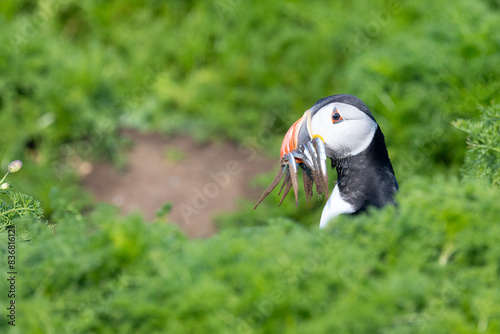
[82, 129, 275, 238]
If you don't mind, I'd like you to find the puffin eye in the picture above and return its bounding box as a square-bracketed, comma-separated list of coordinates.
[331, 108, 343, 123]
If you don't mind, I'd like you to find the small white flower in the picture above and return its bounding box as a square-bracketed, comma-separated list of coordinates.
[0, 183, 9, 190]
[8, 160, 23, 173]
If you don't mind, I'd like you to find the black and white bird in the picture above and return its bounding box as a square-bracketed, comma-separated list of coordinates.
[255, 94, 398, 228]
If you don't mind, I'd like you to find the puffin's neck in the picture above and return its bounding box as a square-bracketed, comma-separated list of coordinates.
[333, 127, 398, 212]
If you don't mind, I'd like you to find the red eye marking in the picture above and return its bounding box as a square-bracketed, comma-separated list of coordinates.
[331, 108, 343, 123]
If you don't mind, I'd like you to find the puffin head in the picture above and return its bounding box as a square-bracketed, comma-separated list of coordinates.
[254, 94, 396, 216]
[281, 94, 378, 162]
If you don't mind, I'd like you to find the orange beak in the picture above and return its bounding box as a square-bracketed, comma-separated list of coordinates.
[280, 111, 313, 160]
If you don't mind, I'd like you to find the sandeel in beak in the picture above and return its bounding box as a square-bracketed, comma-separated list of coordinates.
[254, 110, 329, 209]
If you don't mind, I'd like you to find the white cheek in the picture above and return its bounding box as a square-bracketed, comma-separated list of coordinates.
[311, 103, 378, 157]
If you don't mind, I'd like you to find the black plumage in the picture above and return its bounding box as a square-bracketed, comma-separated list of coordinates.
[334, 126, 398, 213]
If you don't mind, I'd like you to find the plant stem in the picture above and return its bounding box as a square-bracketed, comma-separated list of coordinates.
[0, 171, 9, 185]
[0, 206, 38, 218]
[471, 144, 500, 153]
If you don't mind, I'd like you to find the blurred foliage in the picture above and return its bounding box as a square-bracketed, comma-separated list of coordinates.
[453, 103, 500, 188]
[1, 177, 499, 333]
[1, 0, 499, 191]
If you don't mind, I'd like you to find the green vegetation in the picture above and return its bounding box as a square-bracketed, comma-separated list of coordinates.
[1, 177, 499, 333]
[453, 104, 500, 188]
[0, 0, 499, 332]
[0, 160, 43, 228]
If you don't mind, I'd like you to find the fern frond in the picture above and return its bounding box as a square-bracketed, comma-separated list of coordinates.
[453, 104, 500, 189]
[0, 189, 44, 227]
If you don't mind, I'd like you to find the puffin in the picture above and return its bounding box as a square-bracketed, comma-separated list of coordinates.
[254, 94, 398, 228]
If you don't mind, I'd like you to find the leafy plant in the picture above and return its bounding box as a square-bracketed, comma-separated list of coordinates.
[453, 103, 500, 188]
[1, 176, 499, 333]
[0, 160, 44, 228]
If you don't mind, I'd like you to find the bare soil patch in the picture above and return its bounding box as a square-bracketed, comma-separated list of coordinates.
[82, 130, 275, 238]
